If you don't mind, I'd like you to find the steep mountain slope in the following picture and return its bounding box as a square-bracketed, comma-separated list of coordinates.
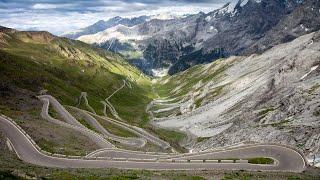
[0, 26, 155, 126]
[150, 30, 320, 162]
[243, 0, 320, 54]
[77, 0, 320, 75]
[62, 16, 149, 39]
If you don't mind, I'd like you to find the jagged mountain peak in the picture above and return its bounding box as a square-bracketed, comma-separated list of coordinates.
[76, 0, 319, 75]
[62, 15, 149, 39]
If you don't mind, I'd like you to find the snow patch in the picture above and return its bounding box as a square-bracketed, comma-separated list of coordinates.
[149, 13, 185, 20]
[240, 0, 250, 7]
[78, 24, 149, 45]
[307, 155, 320, 167]
[205, 16, 212, 22]
[300, 65, 319, 80]
[151, 68, 169, 77]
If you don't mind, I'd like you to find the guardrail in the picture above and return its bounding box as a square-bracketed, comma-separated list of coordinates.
[236, 160, 248, 163]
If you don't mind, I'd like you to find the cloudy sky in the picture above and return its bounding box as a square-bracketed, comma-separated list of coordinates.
[0, 0, 235, 35]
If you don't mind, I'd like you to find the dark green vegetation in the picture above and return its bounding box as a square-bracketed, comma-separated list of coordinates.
[0, 170, 23, 180]
[248, 157, 275, 164]
[76, 118, 96, 132]
[258, 107, 275, 117]
[196, 137, 211, 143]
[0, 28, 155, 126]
[259, 119, 291, 128]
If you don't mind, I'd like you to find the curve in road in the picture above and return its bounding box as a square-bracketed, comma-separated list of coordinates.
[86, 148, 173, 159]
[77, 92, 96, 114]
[68, 106, 147, 148]
[40, 94, 170, 150]
[0, 115, 306, 172]
[38, 96, 115, 148]
[88, 112, 171, 150]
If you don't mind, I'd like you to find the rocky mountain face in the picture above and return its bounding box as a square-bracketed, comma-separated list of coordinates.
[76, 0, 320, 75]
[243, 0, 320, 54]
[150, 30, 320, 166]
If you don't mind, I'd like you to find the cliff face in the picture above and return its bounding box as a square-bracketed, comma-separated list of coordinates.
[243, 0, 320, 54]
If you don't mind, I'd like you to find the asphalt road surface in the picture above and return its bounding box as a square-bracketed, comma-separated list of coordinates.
[0, 116, 306, 172]
[38, 96, 115, 148]
[68, 106, 146, 148]
[39, 95, 169, 149]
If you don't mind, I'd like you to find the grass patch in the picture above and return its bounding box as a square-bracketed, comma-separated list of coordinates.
[36, 134, 92, 156]
[260, 119, 290, 128]
[196, 137, 210, 143]
[146, 126, 187, 153]
[309, 83, 320, 94]
[258, 107, 275, 117]
[48, 105, 61, 120]
[195, 97, 203, 108]
[248, 157, 274, 164]
[154, 59, 227, 99]
[37, 138, 56, 153]
[221, 172, 254, 180]
[151, 59, 229, 119]
[77, 118, 97, 132]
[94, 115, 138, 138]
[270, 119, 290, 127]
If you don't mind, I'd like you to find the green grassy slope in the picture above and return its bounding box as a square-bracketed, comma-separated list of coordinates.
[0, 28, 155, 126]
[150, 58, 231, 119]
[155, 58, 229, 99]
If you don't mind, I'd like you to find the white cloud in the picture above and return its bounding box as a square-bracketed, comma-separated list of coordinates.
[0, 1, 226, 35]
[32, 3, 59, 9]
[32, 3, 73, 10]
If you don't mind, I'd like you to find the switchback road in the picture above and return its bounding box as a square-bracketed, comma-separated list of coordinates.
[0, 115, 306, 172]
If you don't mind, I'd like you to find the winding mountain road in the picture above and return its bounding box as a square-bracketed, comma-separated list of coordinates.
[38, 95, 115, 148]
[89, 113, 171, 149]
[77, 92, 96, 114]
[40, 94, 169, 149]
[68, 106, 147, 148]
[0, 94, 307, 172]
[0, 115, 306, 172]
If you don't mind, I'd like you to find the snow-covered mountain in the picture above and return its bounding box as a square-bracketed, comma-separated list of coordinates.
[76, 0, 319, 75]
[62, 16, 149, 39]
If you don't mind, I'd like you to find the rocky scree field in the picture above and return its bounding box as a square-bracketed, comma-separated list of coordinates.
[150, 30, 320, 165]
